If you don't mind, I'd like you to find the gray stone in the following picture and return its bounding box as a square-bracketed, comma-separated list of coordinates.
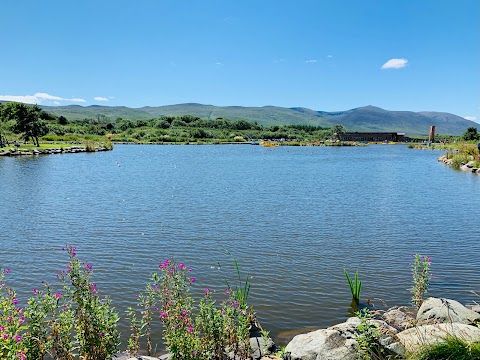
[285, 328, 359, 360]
[250, 336, 276, 360]
[417, 297, 480, 325]
[380, 306, 416, 331]
[284, 316, 401, 360]
[469, 304, 480, 313]
[396, 323, 480, 354]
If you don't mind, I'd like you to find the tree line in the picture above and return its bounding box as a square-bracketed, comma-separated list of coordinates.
[1, 102, 344, 145]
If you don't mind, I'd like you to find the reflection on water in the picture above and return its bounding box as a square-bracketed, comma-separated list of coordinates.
[0, 144, 479, 347]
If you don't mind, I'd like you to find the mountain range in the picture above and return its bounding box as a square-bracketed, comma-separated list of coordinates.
[3, 101, 476, 136]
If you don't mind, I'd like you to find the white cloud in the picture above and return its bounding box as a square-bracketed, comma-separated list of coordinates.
[0, 92, 85, 104]
[381, 58, 408, 69]
[69, 97, 86, 103]
[94, 97, 109, 101]
[327, 55, 333, 58]
[464, 116, 478, 122]
[0, 95, 39, 104]
[305, 59, 318, 63]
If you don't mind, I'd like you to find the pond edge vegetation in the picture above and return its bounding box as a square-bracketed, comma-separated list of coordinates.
[1, 247, 479, 360]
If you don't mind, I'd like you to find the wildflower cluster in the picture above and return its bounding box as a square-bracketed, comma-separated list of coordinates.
[1, 246, 120, 360]
[0, 268, 27, 360]
[410, 254, 432, 309]
[127, 258, 253, 360]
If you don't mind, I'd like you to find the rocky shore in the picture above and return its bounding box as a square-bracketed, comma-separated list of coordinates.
[118, 297, 480, 360]
[438, 154, 480, 173]
[0, 145, 112, 156]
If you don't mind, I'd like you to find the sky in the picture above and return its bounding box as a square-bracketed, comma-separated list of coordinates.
[0, 0, 479, 122]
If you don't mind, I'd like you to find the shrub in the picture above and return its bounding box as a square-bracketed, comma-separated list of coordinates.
[128, 258, 253, 360]
[414, 336, 480, 360]
[0, 268, 28, 360]
[85, 141, 96, 152]
[59, 246, 120, 360]
[354, 309, 387, 360]
[1, 246, 120, 360]
[410, 254, 431, 309]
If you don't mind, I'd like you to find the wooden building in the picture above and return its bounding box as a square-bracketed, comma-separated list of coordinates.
[340, 132, 406, 142]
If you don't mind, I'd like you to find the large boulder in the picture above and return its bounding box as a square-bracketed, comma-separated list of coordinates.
[284, 317, 398, 360]
[284, 327, 359, 360]
[417, 298, 480, 325]
[396, 323, 480, 354]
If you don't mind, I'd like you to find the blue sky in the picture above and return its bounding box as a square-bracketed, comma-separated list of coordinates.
[1, 0, 479, 121]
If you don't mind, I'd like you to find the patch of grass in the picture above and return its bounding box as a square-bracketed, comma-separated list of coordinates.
[413, 337, 480, 360]
[85, 141, 96, 152]
[450, 153, 470, 170]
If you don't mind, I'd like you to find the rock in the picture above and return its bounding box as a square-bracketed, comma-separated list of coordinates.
[396, 323, 480, 354]
[250, 336, 276, 360]
[469, 304, 480, 313]
[284, 316, 402, 360]
[379, 307, 416, 331]
[417, 297, 480, 325]
[466, 161, 475, 168]
[284, 328, 359, 360]
[111, 351, 161, 360]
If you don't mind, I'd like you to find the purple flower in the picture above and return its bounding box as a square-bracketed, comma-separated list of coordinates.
[178, 263, 186, 269]
[13, 298, 18, 305]
[188, 325, 194, 332]
[87, 264, 92, 270]
[15, 334, 22, 342]
[4, 334, 8, 339]
[55, 292, 62, 299]
[98, 333, 104, 338]
[205, 288, 210, 295]
[4, 268, 10, 275]
[0, 326, 4, 332]
[33, 288, 38, 295]
[190, 277, 196, 283]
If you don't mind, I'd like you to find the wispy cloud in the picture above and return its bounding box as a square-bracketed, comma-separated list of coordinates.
[273, 58, 286, 63]
[0, 92, 86, 104]
[305, 59, 318, 63]
[464, 116, 478, 122]
[326, 55, 333, 58]
[94, 96, 109, 101]
[381, 58, 408, 69]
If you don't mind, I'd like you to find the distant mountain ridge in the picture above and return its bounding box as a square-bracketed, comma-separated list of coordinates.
[2, 101, 476, 136]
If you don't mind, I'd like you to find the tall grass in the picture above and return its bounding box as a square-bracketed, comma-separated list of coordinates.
[344, 269, 362, 304]
[413, 336, 480, 360]
[450, 153, 470, 170]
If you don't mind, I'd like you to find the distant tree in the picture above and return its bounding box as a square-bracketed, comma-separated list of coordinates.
[462, 126, 479, 141]
[39, 110, 57, 121]
[330, 124, 346, 141]
[58, 115, 69, 125]
[0, 102, 6, 147]
[3, 103, 48, 146]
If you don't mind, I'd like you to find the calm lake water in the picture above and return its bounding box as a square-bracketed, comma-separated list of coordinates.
[1, 144, 479, 347]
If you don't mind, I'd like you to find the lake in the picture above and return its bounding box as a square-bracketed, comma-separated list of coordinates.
[1, 144, 479, 347]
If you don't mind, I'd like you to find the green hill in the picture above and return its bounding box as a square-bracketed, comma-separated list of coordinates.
[24, 103, 479, 136]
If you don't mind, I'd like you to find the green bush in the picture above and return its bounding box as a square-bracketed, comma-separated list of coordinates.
[451, 153, 470, 170]
[414, 336, 480, 360]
